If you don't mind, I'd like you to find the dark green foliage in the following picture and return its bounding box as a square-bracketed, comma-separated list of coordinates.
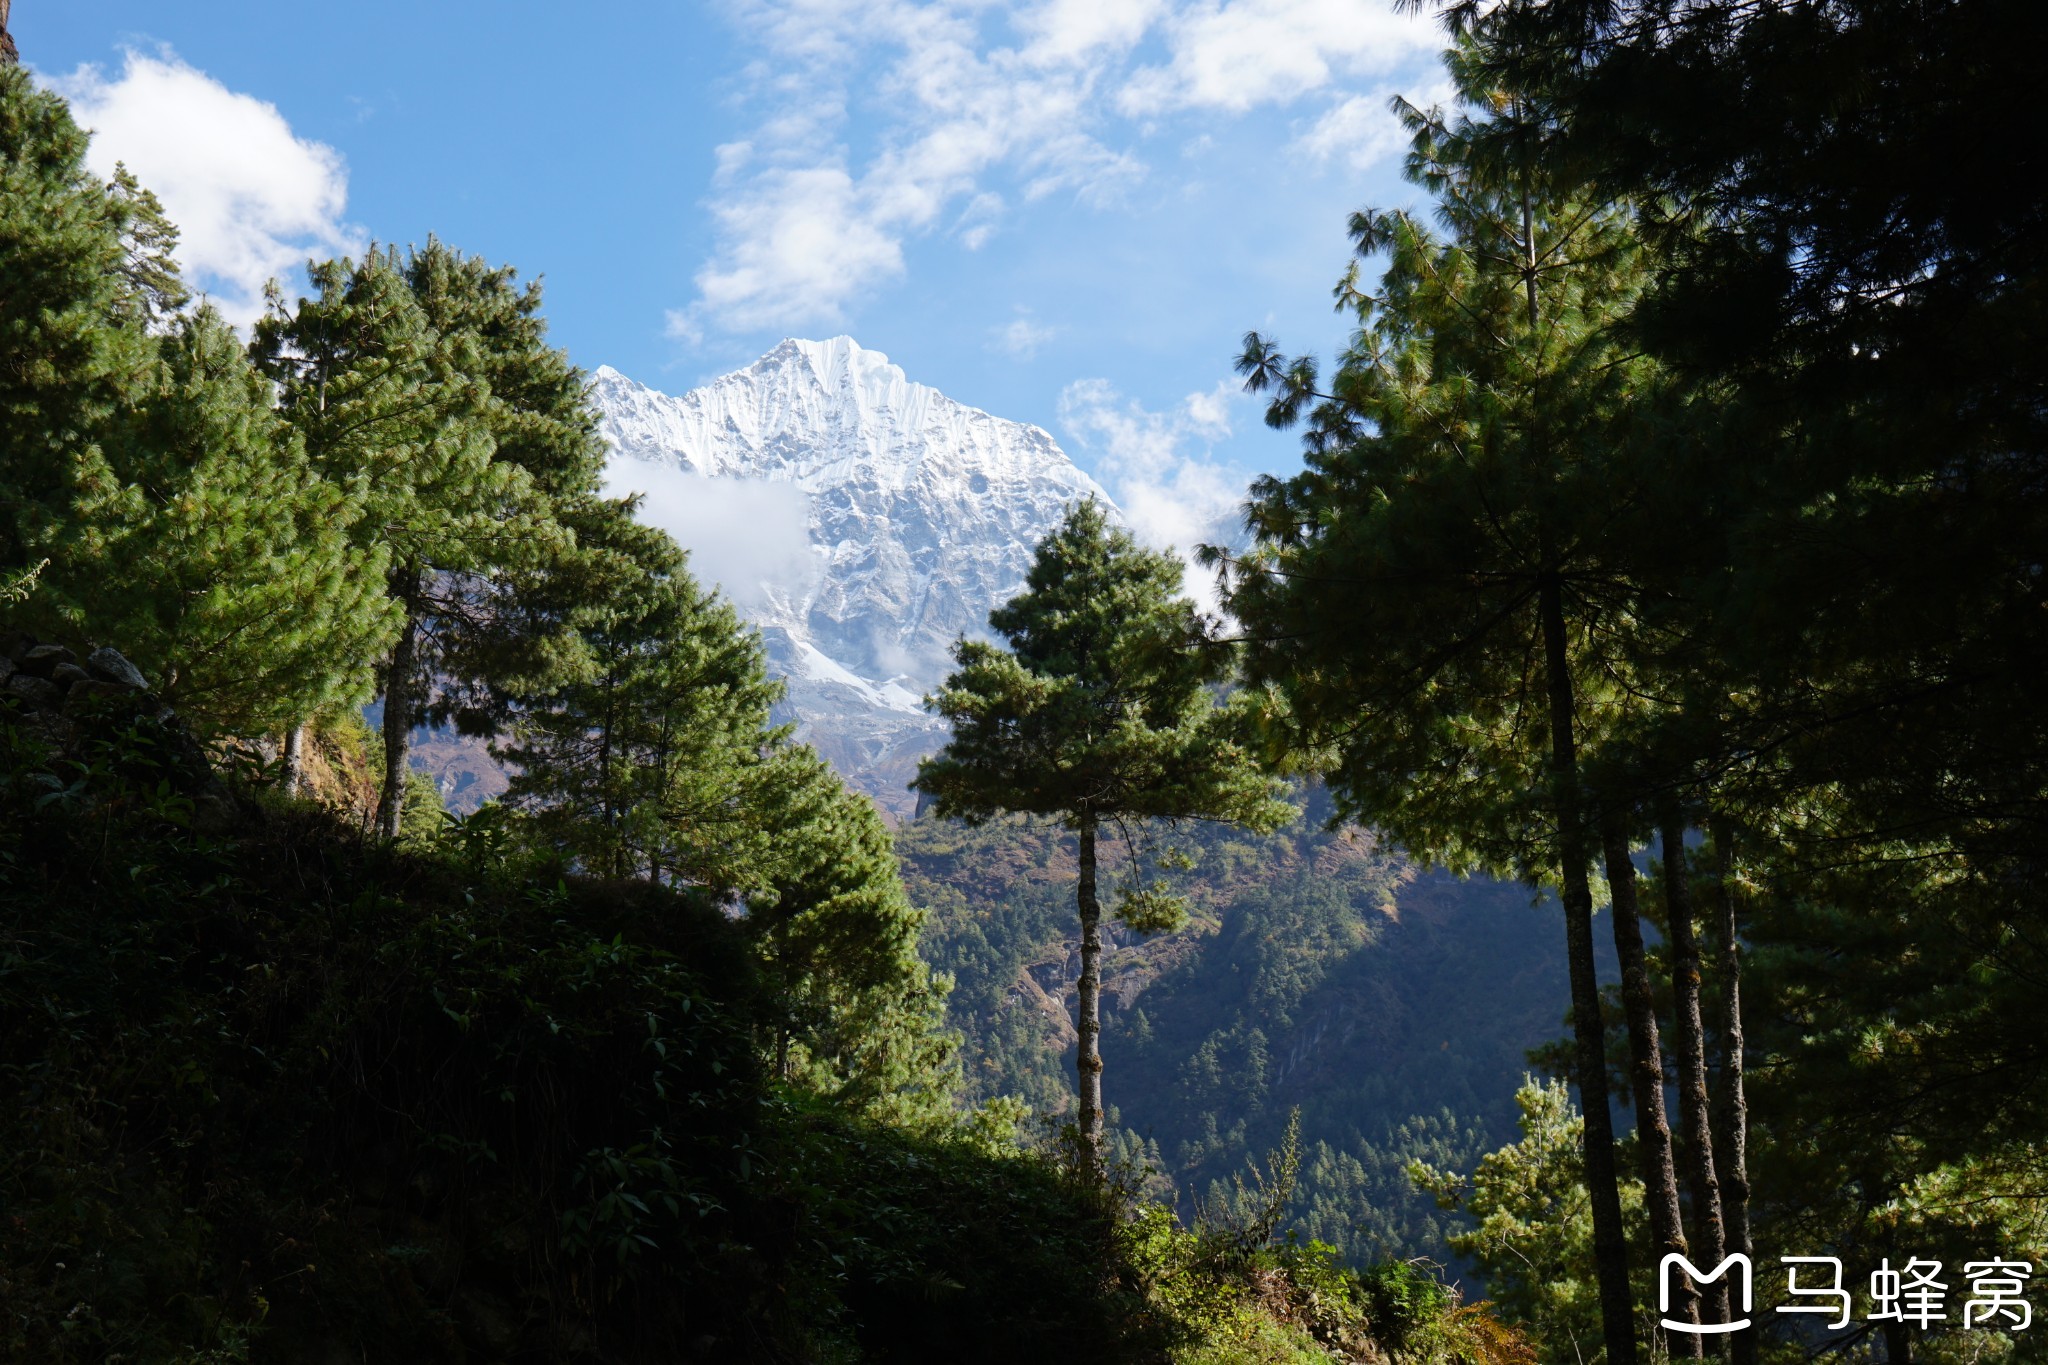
[744, 745, 956, 1124]
[1218, 53, 1659, 874]
[498, 528, 779, 882]
[0, 66, 151, 586]
[251, 244, 569, 835]
[64, 306, 396, 731]
[1217, 38, 1679, 1359]
[500, 537, 952, 1125]
[1415, 6, 2048, 1359]
[399, 238, 622, 740]
[0, 687, 1172, 1363]
[917, 499, 1287, 856]
[0, 72, 394, 739]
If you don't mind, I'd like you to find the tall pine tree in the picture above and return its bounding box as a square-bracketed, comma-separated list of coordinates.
[1214, 39, 1700, 1359]
[915, 499, 1290, 1171]
[252, 249, 561, 834]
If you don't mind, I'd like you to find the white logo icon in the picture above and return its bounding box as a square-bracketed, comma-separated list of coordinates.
[1661, 1253, 1754, 1335]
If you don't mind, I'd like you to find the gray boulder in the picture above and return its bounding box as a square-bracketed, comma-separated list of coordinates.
[7, 672, 63, 707]
[19, 643, 77, 676]
[86, 646, 149, 690]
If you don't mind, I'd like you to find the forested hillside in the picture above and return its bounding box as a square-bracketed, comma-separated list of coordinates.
[905, 810, 1581, 1269]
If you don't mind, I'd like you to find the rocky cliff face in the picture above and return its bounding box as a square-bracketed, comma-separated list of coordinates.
[592, 338, 1116, 817]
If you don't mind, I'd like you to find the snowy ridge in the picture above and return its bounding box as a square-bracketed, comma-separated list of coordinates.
[591, 338, 1119, 816]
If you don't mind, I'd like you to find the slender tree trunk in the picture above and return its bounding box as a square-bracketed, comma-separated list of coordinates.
[1882, 1323, 1912, 1365]
[281, 723, 306, 798]
[1606, 821, 1696, 1351]
[1540, 576, 1639, 1365]
[598, 670, 617, 877]
[1709, 822, 1756, 1365]
[0, 0, 16, 67]
[1663, 812, 1728, 1340]
[1074, 812, 1105, 1174]
[375, 574, 421, 841]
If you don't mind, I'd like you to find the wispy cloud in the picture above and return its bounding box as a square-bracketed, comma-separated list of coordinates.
[991, 311, 1057, 359]
[1121, 0, 1438, 115]
[1059, 376, 1251, 609]
[676, 163, 907, 336]
[50, 49, 362, 327]
[678, 0, 1439, 341]
[1293, 71, 1455, 171]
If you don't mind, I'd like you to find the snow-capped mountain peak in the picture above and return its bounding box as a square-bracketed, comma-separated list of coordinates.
[592, 338, 1119, 816]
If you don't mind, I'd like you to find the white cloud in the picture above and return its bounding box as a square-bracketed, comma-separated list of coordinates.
[682, 164, 907, 334]
[955, 191, 1006, 250]
[683, 1, 1145, 336]
[1059, 377, 1251, 610]
[1018, 0, 1167, 66]
[682, 0, 1437, 340]
[991, 312, 1056, 359]
[1296, 91, 1410, 170]
[1121, 0, 1439, 115]
[50, 50, 361, 327]
[603, 457, 820, 614]
[1294, 72, 1455, 171]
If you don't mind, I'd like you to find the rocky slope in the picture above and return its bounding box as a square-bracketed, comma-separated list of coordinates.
[592, 338, 1115, 816]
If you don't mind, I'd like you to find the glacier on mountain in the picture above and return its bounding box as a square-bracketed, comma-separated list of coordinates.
[592, 336, 1119, 816]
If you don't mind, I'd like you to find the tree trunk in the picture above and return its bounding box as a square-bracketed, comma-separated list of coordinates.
[1663, 813, 1728, 1339]
[1540, 576, 1639, 1365]
[281, 723, 306, 798]
[375, 578, 421, 841]
[1074, 812, 1105, 1174]
[1605, 822, 1696, 1351]
[1710, 822, 1756, 1365]
[598, 670, 617, 877]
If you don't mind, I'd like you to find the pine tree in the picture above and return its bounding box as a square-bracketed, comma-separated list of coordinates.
[0, 66, 149, 598]
[0, 71, 390, 734]
[499, 520, 778, 883]
[915, 499, 1291, 1171]
[252, 249, 559, 836]
[106, 164, 189, 329]
[503, 524, 953, 1118]
[64, 307, 397, 732]
[746, 743, 955, 1123]
[1466, 13, 2048, 1348]
[1214, 40, 1688, 1360]
[398, 239, 615, 740]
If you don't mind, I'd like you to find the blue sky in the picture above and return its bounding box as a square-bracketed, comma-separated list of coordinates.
[25, 0, 1448, 554]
